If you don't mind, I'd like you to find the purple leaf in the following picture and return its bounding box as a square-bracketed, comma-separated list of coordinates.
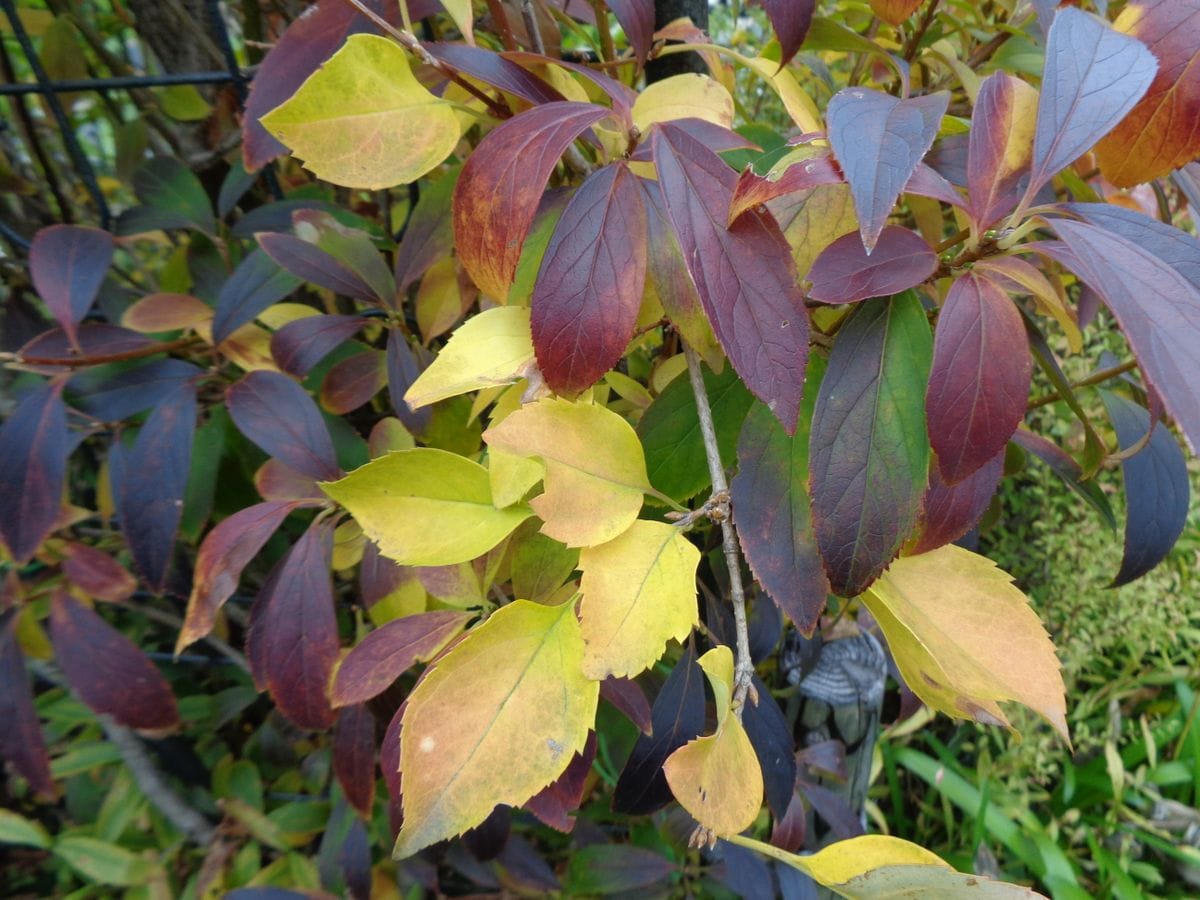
[524, 731, 596, 832]
[227, 370, 341, 481]
[70, 359, 204, 421]
[1011, 427, 1116, 528]
[18, 325, 153, 366]
[28, 225, 114, 346]
[0, 611, 55, 798]
[653, 122, 809, 433]
[912, 448, 1004, 555]
[117, 381, 198, 591]
[270, 314, 365, 377]
[321, 350, 387, 414]
[532, 163, 647, 395]
[605, 0, 654, 67]
[1099, 388, 1190, 587]
[427, 43, 564, 105]
[0, 382, 69, 564]
[741, 675, 797, 820]
[903, 162, 965, 209]
[212, 249, 303, 344]
[333, 704, 378, 819]
[967, 72, 1036, 230]
[599, 677, 652, 735]
[1029, 7, 1157, 198]
[826, 88, 949, 253]
[810, 293, 932, 597]
[257, 233, 378, 302]
[761, 0, 815, 69]
[807, 226, 937, 304]
[926, 271, 1031, 484]
[630, 117, 759, 162]
[395, 169, 458, 295]
[385, 330, 432, 434]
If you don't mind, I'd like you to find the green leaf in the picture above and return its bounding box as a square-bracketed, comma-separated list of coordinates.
[321, 449, 533, 565]
[53, 835, 148, 886]
[0, 809, 51, 849]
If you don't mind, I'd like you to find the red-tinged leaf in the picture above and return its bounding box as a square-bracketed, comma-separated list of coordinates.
[524, 731, 596, 832]
[385, 330, 432, 434]
[61, 543, 136, 603]
[926, 272, 1030, 484]
[1099, 388, 1190, 587]
[334, 704, 378, 818]
[330, 611, 470, 707]
[245, 520, 340, 730]
[732, 395, 831, 636]
[599, 676, 653, 735]
[0, 611, 55, 798]
[212, 249, 303, 344]
[807, 226, 937, 304]
[532, 163, 647, 395]
[653, 122, 809, 433]
[1011, 427, 1116, 528]
[257, 233, 378, 302]
[903, 162, 965, 209]
[117, 382, 197, 591]
[28, 225, 114, 345]
[761, 0, 814, 69]
[50, 592, 178, 732]
[177, 500, 304, 653]
[18, 325, 153, 366]
[810, 293, 932, 598]
[271, 314, 365, 377]
[770, 789, 806, 852]
[1029, 8, 1157, 198]
[453, 102, 610, 300]
[728, 153, 842, 225]
[227, 370, 341, 482]
[1041, 218, 1200, 453]
[612, 644, 705, 814]
[395, 169, 458, 295]
[912, 449, 1004, 555]
[0, 382, 69, 564]
[256, 459, 324, 501]
[243, 0, 401, 169]
[629, 117, 756, 162]
[967, 72, 1038, 230]
[826, 88, 948, 253]
[426, 43, 564, 105]
[606, 0, 654, 66]
[1095, 1, 1200, 186]
[870, 0, 923, 25]
[360, 540, 412, 607]
[322, 350, 387, 414]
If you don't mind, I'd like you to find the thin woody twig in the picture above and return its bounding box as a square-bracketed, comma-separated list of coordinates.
[521, 0, 546, 54]
[1027, 359, 1139, 410]
[683, 343, 757, 716]
[4, 335, 204, 369]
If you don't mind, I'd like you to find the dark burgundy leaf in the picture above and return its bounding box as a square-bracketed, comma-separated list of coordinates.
[653, 122, 809, 433]
[427, 43, 564, 105]
[18, 325, 153, 365]
[732, 398, 830, 635]
[178, 500, 304, 653]
[599, 676, 653, 735]
[761, 0, 815, 69]
[381, 701, 404, 807]
[226, 370, 341, 481]
[231, 199, 338, 239]
[612, 644, 705, 814]
[334, 704, 378, 818]
[117, 381, 197, 591]
[212, 249, 303, 344]
[826, 88, 949, 252]
[321, 350, 387, 414]
[463, 806, 510, 861]
[532, 163, 647, 395]
[61, 542, 137, 603]
[770, 789, 806, 853]
[386, 330, 431, 434]
[1041, 218, 1200, 454]
[1010, 427, 1116, 528]
[497, 834, 562, 894]
[246, 519, 340, 730]
[331, 611, 470, 707]
[796, 776, 863, 839]
[728, 152, 842, 224]
[605, 0, 654, 66]
[1029, 8, 1157, 197]
[912, 449, 1004, 555]
[524, 731, 597, 832]
[340, 817, 372, 900]
[502, 52, 637, 121]
[70, 359, 204, 421]
[395, 169, 459, 295]
[360, 540, 411, 607]
[258, 233, 378, 302]
[925, 271, 1030, 484]
[810, 293, 932, 597]
[630, 117, 759, 162]
[28, 225, 114, 345]
[807, 226, 937, 304]
[454, 102, 610, 301]
[243, 0, 401, 169]
[742, 675, 796, 820]
[566, 844, 675, 894]
[50, 592, 178, 732]
[1098, 389, 1190, 587]
[271, 314, 365, 377]
[0, 611, 55, 798]
[713, 840, 774, 900]
[0, 382, 69, 564]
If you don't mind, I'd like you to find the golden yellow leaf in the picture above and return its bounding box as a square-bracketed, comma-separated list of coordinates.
[863, 545, 1068, 741]
[578, 520, 699, 679]
[776, 183, 859, 280]
[394, 598, 598, 858]
[415, 256, 466, 344]
[632, 74, 734, 133]
[261, 34, 461, 190]
[483, 397, 662, 547]
[405, 306, 536, 409]
[320, 449, 533, 566]
[440, 0, 475, 45]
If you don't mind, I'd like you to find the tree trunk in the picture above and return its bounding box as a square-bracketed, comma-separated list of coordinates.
[648, 0, 710, 82]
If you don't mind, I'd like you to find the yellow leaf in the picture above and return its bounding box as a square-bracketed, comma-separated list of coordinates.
[261, 34, 461, 190]
[578, 520, 699, 679]
[739, 56, 822, 134]
[405, 306, 536, 409]
[394, 598, 598, 858]
[697, 645, 734, 727]
[320, 449, 533, 566]
[632, 74, 734, 132]
[777, 183, 859, 280]
[863, 545, 1068, 741]
[663, 714, 762, 838]
[415, 256, 466, 344]
[440, 0, 474, 45]
[483, 397, 661, 547]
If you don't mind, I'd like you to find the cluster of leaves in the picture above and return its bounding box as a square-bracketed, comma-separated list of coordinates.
[2, 0, 1200, 895]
